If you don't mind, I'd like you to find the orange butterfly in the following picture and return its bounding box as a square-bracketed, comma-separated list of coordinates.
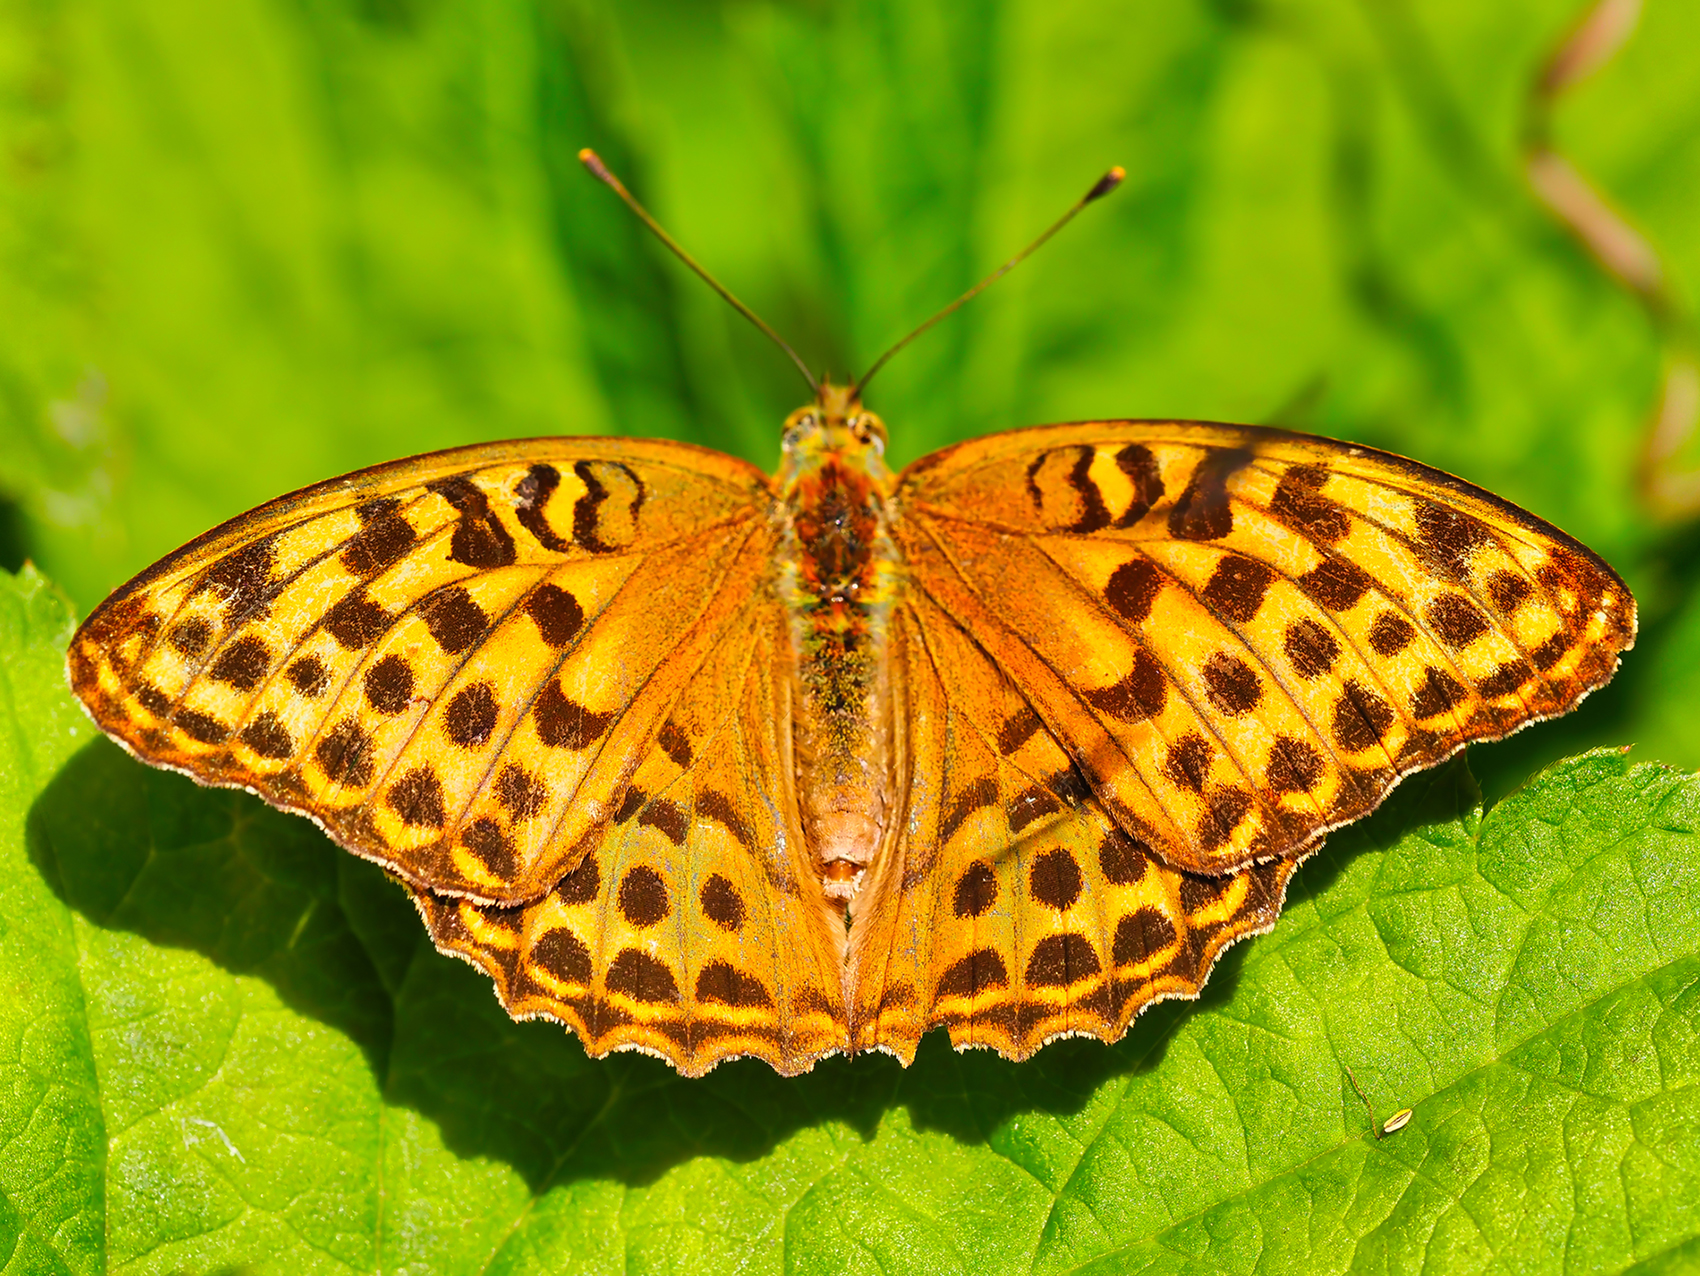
[67, 156, 1636, 1076]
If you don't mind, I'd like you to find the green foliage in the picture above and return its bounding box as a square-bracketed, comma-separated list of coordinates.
[7, 560, 1700, 1272]
[4, 0, 1700, 1269]
[1, 0, 1698, 785]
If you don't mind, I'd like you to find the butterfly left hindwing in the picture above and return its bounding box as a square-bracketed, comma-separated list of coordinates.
[415, 599, 847, 1076]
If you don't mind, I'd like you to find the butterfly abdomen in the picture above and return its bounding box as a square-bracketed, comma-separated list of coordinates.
[777, 444, 903, 904]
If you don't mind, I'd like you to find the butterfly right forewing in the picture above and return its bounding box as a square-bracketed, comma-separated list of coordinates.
[891, 421, 1636, 878]
[68, 437, 780, 906]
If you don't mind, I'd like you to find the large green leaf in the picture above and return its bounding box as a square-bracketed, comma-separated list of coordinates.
[6, 562, 1700, 1272]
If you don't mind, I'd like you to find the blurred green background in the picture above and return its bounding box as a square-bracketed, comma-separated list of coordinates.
[2, 0, 1697, 792]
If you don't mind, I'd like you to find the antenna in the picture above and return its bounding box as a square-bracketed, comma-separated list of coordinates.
[850, 166, 1125, 400]
[578, 148, 819, 396]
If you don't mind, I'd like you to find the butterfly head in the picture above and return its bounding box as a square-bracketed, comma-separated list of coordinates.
[783, 382, 888, 463]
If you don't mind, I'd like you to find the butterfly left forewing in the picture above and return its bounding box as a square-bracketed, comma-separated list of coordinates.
[68, 437, 777, 904]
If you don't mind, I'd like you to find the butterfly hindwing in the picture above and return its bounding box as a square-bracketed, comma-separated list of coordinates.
[893, 421, 1635, 876]
[847, 594, 1294, 1062]
[413, 602, 849, 1076]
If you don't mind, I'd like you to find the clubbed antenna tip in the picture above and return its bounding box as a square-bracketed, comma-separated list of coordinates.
[578, 147, 819, 395]
[850, 162, 1126, 399]
[1087, 166, 1126, 202]
[579, 148, 615, 184]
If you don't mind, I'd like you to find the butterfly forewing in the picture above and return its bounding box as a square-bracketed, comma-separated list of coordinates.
[893, 421, 1636, 878]
[68, 438, 777, 905]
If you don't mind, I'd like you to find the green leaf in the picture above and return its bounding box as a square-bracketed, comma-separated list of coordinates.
[0, 567, 102, 1276]
[7, 565, 1700, 1273]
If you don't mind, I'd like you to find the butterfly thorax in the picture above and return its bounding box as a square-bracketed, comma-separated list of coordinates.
[775, 389, 901, 905]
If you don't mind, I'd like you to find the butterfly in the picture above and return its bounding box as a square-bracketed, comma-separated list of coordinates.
[66, 157, 1637, 1077]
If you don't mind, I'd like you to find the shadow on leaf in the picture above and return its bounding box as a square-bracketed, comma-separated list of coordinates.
[23, 739, 1155, 1190]
[27, 736, 1473, 1194]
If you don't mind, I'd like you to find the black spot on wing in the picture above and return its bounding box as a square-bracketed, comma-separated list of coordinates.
[210, 635, 270, 691]
[937, 949, 1008, 998]
[388, 766, 446, 828]
[572, 460, 645, 553]
[1284, 618, 1339, 679]
[1169, 447, 1252, 541]
[533, 681, 612, 750]
[513, 463, 570, 552]
[657, 722, 693, 768]
[618, 866, 670, 928]
[1100, 829, 1148, 885]
[953, 862, 998, 918]
[1105, 559, 1163, 625]
[527, 584, 585, 648]
[1414, 500, 1492, 581]
[445, 682, 499, 748]
[1296, 556, 1373, 612]
[286, 655, 330, 698]
[1202, 555, 1276, 625]
[1113, 444, 1165, 527]
[606, 949, 678, 1004]
[428, 475, 517, 569]
[1202, 652, 1261, 716]
[996, 706, 1043, 755]
[1025, 934, 1101, 987]
[422, 588, 488, 654]
[1268, 464, 1350, 544]
[316, 718, 375, 785]
[324, 591, 391, 650]
[700, 875, 745, 931]
[342, 498, 417, 576]
[364, 654, 414, 714]
[197, 538, 280, 622]
[1083, 649, 1167, 722]
[1029, 849, 1082, 911]
[171, 617, 214, 657]
[941, 777, 999, 843]
[696, 961, 772, 1008]
[240, 712, 295, 759]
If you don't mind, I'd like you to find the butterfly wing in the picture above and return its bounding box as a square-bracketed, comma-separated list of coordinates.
[847, 593, 1295, 1062]
[412, 596, 848, 1076]
[849, 420, 1634, 1060]
[69, 437, 850, 1073]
